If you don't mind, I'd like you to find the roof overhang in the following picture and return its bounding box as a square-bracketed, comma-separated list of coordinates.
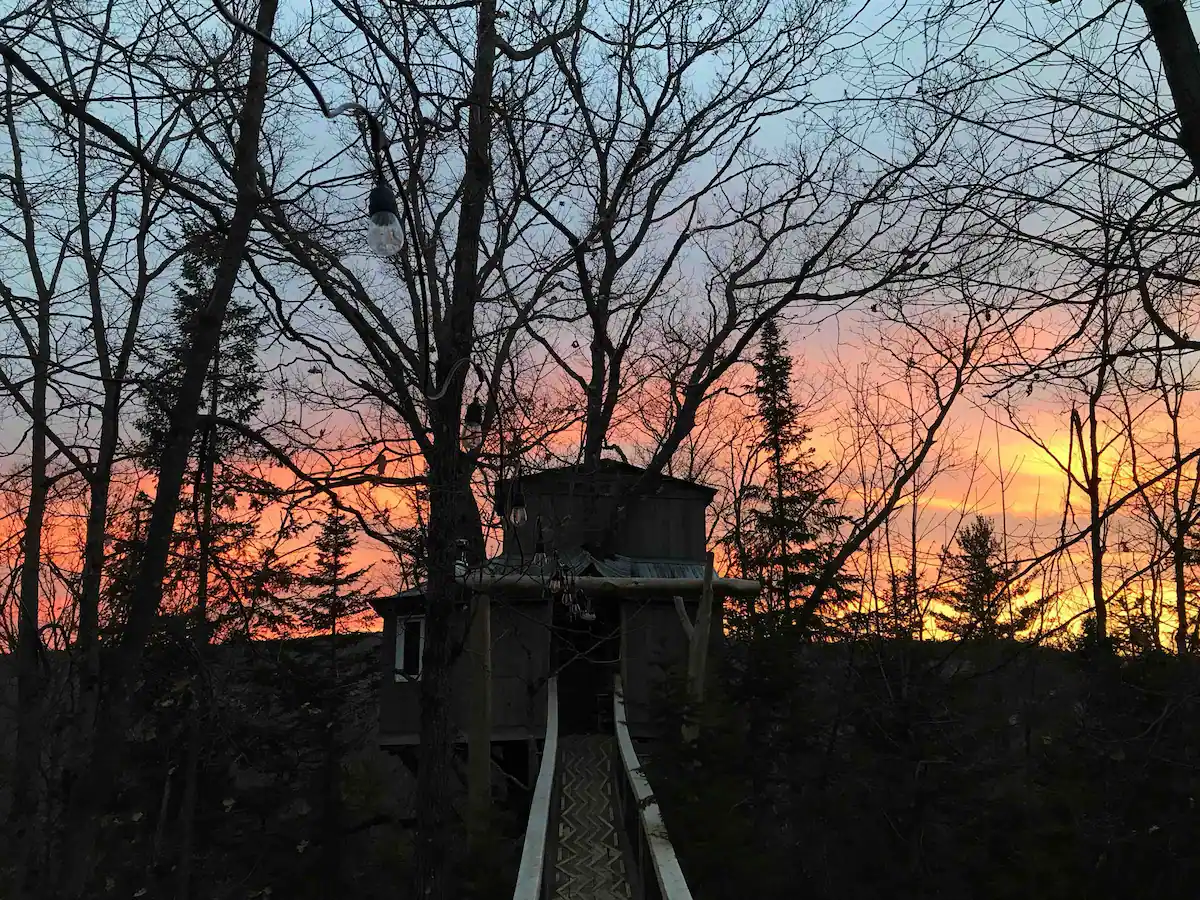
[456, 572, 760, 598]
[496, 460, 719, 508]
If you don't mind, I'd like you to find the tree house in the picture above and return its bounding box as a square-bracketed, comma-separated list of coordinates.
[370, 461, 756, 772]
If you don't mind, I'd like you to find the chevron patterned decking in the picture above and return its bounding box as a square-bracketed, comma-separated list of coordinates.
[553, 735, 633, 899]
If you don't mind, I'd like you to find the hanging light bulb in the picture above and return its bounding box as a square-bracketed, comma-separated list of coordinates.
[461, 397, 483, 451]
[532, 517, 547, 567]
[366, 180, 404, 257]
[508, 483, 527, 527]
[549, 565, 565, 596]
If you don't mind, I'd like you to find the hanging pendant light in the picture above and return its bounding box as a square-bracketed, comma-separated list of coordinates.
[461, 397, 483, 451]
[533, 517, 547, 567]
[366, 180, 404, 257]
[578, 590, 596, 622]
[508, 482, 527, 527]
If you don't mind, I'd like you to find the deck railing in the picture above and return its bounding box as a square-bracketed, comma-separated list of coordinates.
[512, 677, 560, 900]
[611, 676, 693, 900]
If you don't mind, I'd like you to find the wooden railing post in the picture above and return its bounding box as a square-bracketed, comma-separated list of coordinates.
[513, 678, 559, 900]
[612, 676, 694, 900]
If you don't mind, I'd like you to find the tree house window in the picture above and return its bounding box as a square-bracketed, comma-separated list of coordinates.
[394, 616, 425, 681]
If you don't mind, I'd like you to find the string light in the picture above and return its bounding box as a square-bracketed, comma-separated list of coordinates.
[549, 562, 565, 595]
[508, 482, 527, 527]
[461, 397, 483, 451]
[366, 181, 404, 257]
[533, 517, 547, 567]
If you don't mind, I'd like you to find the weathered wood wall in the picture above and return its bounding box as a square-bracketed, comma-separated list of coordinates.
[620, 599, 695, 737]
[501, 468, 712, 562]
[379, 598, 552, 744]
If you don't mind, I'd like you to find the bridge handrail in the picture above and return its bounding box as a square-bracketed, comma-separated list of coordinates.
[513, 676, 559, 900]
[612, 675, 693, 900]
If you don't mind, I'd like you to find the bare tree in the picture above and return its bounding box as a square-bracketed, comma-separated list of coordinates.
[0, 0, 288, 892]
[1121, 343, 1200, 654]
[1, 61, 54, 873]
[501, 0, 989, 527]
[1001, 308, 1132, 646]
[797, 304, 999, 632]
[220, 0, 588, 891]
[0, 4, 193, 880]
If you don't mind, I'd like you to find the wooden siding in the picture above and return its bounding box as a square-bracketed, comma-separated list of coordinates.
[616, 494, 708, 560]
[379, 598, 552, 743]
[619, 599, 694, 737]
[502, 469, 711, 562]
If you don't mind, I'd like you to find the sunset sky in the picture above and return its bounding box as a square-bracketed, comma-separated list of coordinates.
[1, 0, 1197, 649]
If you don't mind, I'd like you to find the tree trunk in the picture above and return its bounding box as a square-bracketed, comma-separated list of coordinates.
[413, 438, 487, 898]
[773, 441, 790, 614]
[412, 0, 496, 890]
[582, 326, 607, 470]
[62, 346, 144, 896]
[70, 95, 150, 860]
[176, 373, 219, 900]
[1087, 412, 1108, 645]
[75, 104, 115, 746]
[1175, 534, 1189, 655]
[57, 3, 278, 892]
[413, 455, 469, 899]
[12, 259, 50, 895]
[1138, 0, 1200, 174]
[322, 619, 343, 896]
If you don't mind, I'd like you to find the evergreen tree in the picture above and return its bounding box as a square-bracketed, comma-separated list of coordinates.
[136, 229, 283, 636]
[392, 486, 430, 592]
[297, 510, 376, 636]
[98, 491, 153, 639]
[138, 230, 264, 465]
[294, 510, 376, 896]
[136, 233, 289, 900]
[935, 516, 1045, 640]
[732, 316, 846, 628]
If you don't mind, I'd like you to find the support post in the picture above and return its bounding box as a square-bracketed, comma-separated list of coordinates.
[467, 591, 492, 842]
[683, 553, 715, 743]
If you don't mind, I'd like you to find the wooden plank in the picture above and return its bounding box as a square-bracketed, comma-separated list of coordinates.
[673, 595, 694, 641]
[513, 677, 559, 900]
[612, 676, 694, 900]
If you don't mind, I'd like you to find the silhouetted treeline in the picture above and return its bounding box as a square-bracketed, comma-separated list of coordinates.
[650, 635, 1200, 900]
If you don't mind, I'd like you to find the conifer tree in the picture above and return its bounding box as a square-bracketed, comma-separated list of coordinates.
[136, 232, 286, 900]
[734, 316, 846, 626]
[936, 516, 1045, 640]
[295, 509, 376, 895]
[139, 232, 264, 462]
[298, 510, 376, 636]
[137, 228, 281, 635]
